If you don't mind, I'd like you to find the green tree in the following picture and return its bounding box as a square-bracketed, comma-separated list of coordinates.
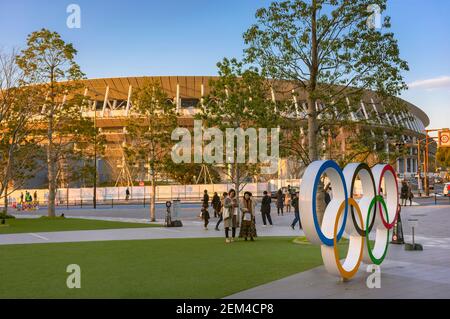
[0, 49, 43, 214]
[16, 29, 87, 217]
[244, 0, 409, 164]
[163, 162, 221, 185]
[124, 80, 178, 221]
[198, 58, 282, 195]
[244, 0, 410, 223]
[436, 147, 450, 170]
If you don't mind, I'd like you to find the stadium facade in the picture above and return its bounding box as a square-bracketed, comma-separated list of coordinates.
[55, 76, 431, 186]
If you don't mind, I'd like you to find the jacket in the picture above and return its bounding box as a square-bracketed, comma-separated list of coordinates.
[261, 195, 271, 214]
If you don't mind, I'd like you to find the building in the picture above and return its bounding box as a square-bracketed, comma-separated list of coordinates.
[49, 76, 432, 185]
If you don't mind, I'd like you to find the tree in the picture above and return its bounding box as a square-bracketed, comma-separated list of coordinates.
[244, 0, 410, 224]
[0, 49, 43, 214]
[60, 106, 106, 190]
[16, 29, 86, 217]
[163, 162, 221, 185]
[197, 58, 282, 195]
[436, 147, 450, 170]
[124, 80, 178, 221]
[244, 0, 409, 164]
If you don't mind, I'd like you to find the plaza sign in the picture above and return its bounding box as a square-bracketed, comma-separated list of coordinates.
[299, 160, 399, 280]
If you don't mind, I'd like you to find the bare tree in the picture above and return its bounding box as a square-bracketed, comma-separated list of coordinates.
[16, 29, 86, 217]
[0, 49, 42, 214]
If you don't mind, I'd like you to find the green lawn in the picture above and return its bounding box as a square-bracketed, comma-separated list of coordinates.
[0, 236, 348, 298]
[0, 217, 160, 234]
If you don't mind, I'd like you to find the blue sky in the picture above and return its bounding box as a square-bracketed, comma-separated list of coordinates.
[0, 0, 449, 129]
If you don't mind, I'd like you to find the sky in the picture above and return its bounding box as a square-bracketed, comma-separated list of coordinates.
[0, 0, 449, 129]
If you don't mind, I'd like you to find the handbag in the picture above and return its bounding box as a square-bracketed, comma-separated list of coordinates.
[223, 207, 231, 219]
[243, 212, 252, 221]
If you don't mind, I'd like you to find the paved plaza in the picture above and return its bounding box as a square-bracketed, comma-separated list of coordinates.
[228, 203, 450, 299]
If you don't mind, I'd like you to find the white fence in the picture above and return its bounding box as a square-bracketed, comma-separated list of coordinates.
[2, 179, 302, 206]
[1, 177, 375, 207]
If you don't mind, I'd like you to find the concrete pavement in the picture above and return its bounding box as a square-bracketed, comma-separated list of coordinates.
[227, 204, 450, 299]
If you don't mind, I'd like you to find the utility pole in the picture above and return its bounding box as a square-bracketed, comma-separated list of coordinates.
[93, 103, 97, 209]
[425, 132, 429, 196]
[417, 139, 422, 196]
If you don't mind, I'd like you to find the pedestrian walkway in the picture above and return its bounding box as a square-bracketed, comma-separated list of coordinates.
[0, 220, 302, 245]
[227, 204, 450, 299]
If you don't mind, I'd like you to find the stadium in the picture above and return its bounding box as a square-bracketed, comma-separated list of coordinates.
[60, 76, 430, 185]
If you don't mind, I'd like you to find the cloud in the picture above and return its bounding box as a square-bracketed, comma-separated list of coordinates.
[408, 76, 450, 90]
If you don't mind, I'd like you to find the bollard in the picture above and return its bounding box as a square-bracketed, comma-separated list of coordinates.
[405, 218, 423, 251]
[165, 201, 172, 227]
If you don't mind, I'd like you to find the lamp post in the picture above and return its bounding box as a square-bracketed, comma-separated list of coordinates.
[417, 139, 422, 196]
[93, 104, 97, 209]
[424, 133, 429, 196]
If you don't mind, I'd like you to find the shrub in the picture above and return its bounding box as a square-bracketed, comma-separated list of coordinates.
[0, 212, 16, 219]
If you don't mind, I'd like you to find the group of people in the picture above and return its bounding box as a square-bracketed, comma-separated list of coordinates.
[200, 188, 302, 243]
[15, 191, 39, 211]
[275, 186, 297, 216]
[201, 189, 257, 243]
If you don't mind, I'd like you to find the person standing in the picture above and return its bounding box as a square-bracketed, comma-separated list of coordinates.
[201, 189, 210, 219]
[291, 192, 302, 230]
[20, 192, 24, 204]
[125, 188, 130, 201]
[202, 190, 209, 209]
[276, 189, 284, 216]
[201, 206, 210, 230]
[407, 182, 414, 206]
[400, 181, 408, 206]
[260, 191, 273, 226]
[215, 192, 227, 231]
[223, 189, 239, 243]
[284, 188, 291, 213]
[33, 191, 38, 203]
[239, 191, 257, 241]
[25, 191, 32, 210]
[324, 184, 332, 206]
[211, 192, 220, 218]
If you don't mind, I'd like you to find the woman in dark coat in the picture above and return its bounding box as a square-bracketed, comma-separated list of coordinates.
[211, 192, 221, 218]
[276, 189, 284, 216]
[239, 191, 257, 241]
[260, 191, 273, 226]
[400, 181, 408, 206]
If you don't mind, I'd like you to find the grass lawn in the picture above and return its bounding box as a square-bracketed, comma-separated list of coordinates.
[0, 217, 160, 234]
[0, 236, 348, 298]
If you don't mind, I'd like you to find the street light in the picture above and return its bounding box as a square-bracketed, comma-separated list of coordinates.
[93, 103, 97, 209]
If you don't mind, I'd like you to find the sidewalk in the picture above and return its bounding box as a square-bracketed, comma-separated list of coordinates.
[227, 204, 450, 299]
[0, 221, 302, 245]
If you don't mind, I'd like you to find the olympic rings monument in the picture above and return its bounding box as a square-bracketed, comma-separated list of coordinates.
[299, 160, 399, 280]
